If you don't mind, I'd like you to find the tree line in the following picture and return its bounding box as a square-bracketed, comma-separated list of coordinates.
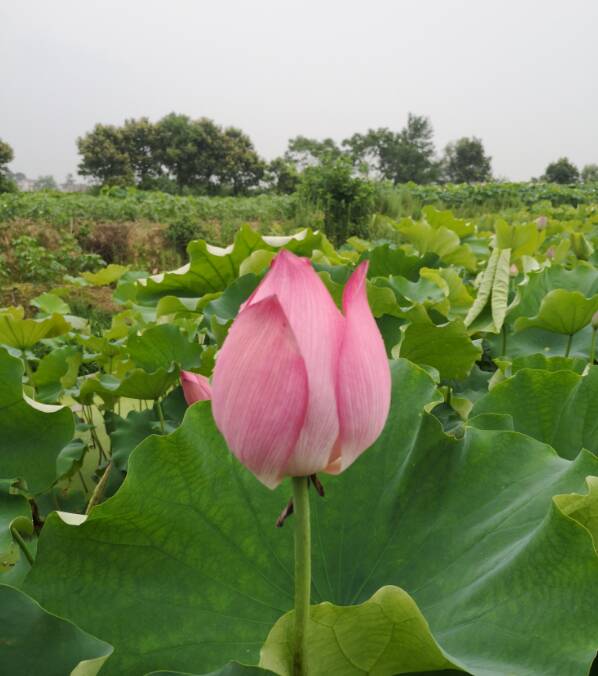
[1, 113, 598, 195]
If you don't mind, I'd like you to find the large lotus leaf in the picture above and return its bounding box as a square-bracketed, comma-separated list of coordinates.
[24, 361, 598, 676]
[0, 350, 75, 494]
[148, 666, 274, 676]
[508, 262, 598, 322]
[0, 485, 32, 578]
[494, 219, 544, 259]
[30, 292, 71, 315]
[396, 221, 477, 271]
[0, 584, 112, 676]
[555, 476, 598, 548]
[491, 324, 594, 360]
[81, 263, 129, 286]
[32, 345, 82, 403]
[464, 247, 511, 333]
[509, 353, 587, 374]
[0, 308, 70, 349]
[513, 289, 598, 335]
[362, 244, 439, 280]
[381, 275, 447, 306]
[127, 324, 202, 372]
[136, 227, 325, 302]
[259, 586, 464, 675]
[79, 367, 178, 403]
[201, 274, 261, 343]
[422, 206, 475, 238]
[470, 366, 598, 459]
[399, 310, 482, 380]
[419, 267, 474, 319]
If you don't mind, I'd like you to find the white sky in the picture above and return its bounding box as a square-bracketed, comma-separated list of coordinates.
[1, 0, 597, 182]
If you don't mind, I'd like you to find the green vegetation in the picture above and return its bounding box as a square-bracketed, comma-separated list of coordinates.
[1, 198, 598, 673]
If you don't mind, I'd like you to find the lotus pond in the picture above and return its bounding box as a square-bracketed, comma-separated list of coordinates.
[1, 206, 597, 675]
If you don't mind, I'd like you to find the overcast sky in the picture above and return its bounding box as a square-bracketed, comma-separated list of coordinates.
[1, 0, 597, 182]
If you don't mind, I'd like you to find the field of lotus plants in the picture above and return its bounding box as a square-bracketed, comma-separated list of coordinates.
[1, 204, 598, 675]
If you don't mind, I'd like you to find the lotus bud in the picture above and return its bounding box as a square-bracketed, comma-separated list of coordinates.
[180, 371, 212, 405]
[211, 250, 391, 489]
[592, 311, 598, 330]
[536, 216, 548, 230]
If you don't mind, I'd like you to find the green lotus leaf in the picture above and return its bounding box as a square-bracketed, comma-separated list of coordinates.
[147, 665, 274, 676]
[78, 367, 178, 404]
[201, 274, 261, 343]
[470, 366, 598, 459]
[513, 289, 598, 336]
[419, 267, 474, 319]
[24, 361, 598, 676]
[0, 584, 112, 676]
[0, 308, 70, 349]
[127, 324, 203, 372]
[490, 324, 594, 360]
[30, 292, 71, 315]
[136, 227, 326, 302]
[494, 219, 544, 259]
[0, 349, 75, 494]
[509, 353, 588, 374]
[0, 484, 33, 579]
[361, 244, 439, 280]
[396, 221, 477, 271]
[32, 345, 82, 403]
[82, 263, 129, 286]
[399, 309, 482, 380]
[422, 205, 475, 238]
[508, 262, 598, 323]
[260, 586, 464, 675]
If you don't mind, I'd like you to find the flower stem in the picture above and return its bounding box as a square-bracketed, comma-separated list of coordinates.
[291, 476, 311, 676]
[565, 333, 573, 357]
[590, 328, 597, 366]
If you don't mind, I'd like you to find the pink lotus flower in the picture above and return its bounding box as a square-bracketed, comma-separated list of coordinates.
[180, 371, 212, 405]
[211, 249, 391, 488]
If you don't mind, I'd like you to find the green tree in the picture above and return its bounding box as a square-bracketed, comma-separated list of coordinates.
[284, 136, 343, 169]
[266, 157, 300, 194]
[216, 127, 265, 195]
[343, 114, 439, 183]
[581, 163, 598, 183]
[443, 136, 492, 183]
[0, 137, 17, 193]
[77, 124, 134, 186]
[541, 157, 580, 184]
[121, 117, 163, 187]
[297, 157, 376, 245]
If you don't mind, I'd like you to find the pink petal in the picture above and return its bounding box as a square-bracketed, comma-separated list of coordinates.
[245, 250, 344, 476]
[328, 261, 391, 473]
[180, 371, 212, 405]
[211, 294, 309, 489]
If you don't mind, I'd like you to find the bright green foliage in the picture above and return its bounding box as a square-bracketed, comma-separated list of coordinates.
[400, 308, 482, 380]
[24, 362, 598, 676]
[2, 196, 598, 675]
[0, 584, 112, 675]
[260, 586, 463, 675]
[470, 367, 598, 458]
[0, 350, 74, 494]
[513, 289, 598, 335]
[0, 307, 70, 349]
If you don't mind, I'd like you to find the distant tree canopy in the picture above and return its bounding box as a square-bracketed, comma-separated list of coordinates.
[541, 157, 580, 184]
[442, 137, 492, 183]
[581, 163, 598, 184]
[343, 114, 440, 184]
[77, 115, 265, 195]
[0, 137, 17, 193]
